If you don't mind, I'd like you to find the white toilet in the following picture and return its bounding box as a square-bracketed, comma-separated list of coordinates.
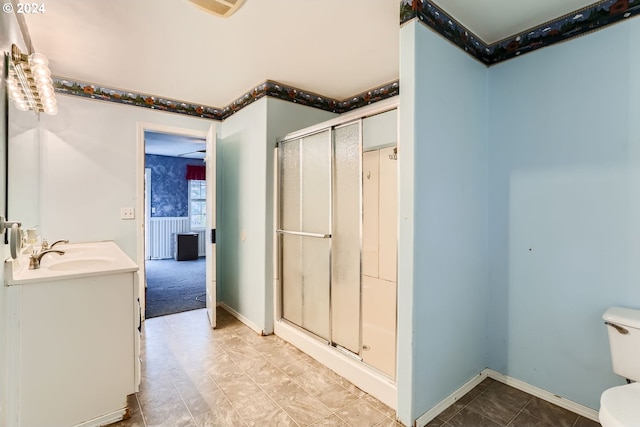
[600, 307, 640, 427]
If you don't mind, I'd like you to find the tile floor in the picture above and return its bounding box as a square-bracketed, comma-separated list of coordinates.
[112, 308, 399, 427]
[111, 308, 601, 427]
[425, 378, 601, 427]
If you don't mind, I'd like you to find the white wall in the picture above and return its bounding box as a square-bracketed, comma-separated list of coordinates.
[217, 97, 335, 333]
[363, 109, 397, 151]
[30, 95, 212, 260]
[488, 18, 640, 410]
[398, 21, 490, 425]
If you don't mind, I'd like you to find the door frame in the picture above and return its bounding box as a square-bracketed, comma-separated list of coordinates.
[136, 122, 215, 322]
[204, 123, 217, 328]
[144, 168, 151, 260]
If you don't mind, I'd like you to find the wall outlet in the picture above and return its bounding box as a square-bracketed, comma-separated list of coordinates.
[121, 207, 135, 220]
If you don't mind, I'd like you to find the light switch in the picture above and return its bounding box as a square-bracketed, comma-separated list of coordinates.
[121, 207, 135, 220]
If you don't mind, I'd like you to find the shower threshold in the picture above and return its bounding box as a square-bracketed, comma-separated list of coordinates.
[274, 318, 397, 409]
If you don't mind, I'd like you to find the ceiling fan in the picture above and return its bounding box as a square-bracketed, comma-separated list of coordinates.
[177, 148, 206, 158]
[188, 0, 246, 17]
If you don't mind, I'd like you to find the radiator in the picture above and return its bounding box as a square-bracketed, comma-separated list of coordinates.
[147, 217, 206, 259]
[197, 230, 206, 257]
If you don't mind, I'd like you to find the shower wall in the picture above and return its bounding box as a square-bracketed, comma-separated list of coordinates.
[362, 145, 397, 377]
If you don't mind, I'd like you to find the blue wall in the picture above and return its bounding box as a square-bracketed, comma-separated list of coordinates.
[217, 100, 268, 331]
[398, 21, 490, 424]
[217, 98, 336, 334]
[145, 154, 204, 217]
[488, 18, 640, 409]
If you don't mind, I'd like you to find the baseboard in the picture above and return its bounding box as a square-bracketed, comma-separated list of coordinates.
[414, 369, 599, 427]
[73, 408, 126, 427]
[483, 369, 599, 422]
[219, 302, 263, 335]
[414, 372, 489, 427]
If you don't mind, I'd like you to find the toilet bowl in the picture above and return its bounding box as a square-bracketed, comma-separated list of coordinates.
[599, 382, 640, 427]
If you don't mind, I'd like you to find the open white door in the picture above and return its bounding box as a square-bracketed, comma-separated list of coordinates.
[205, 123, 217, 328]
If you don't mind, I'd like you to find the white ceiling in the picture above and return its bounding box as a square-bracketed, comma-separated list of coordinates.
[24, 0, 602, 109]
[430, 0, 598, 44]
[24, 0, 399, 108]
[145, 131, 205, 159]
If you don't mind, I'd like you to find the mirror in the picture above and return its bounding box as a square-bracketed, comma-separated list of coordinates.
[2, 12, 42, 243]
[1, 51, 41, 244]
[1, 53, 7, 239]
[7, 89, 40, 232]
[0, 66, 38, 248]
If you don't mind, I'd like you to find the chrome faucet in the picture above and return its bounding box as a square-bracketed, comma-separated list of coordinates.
[41, 239, 69, 250]
[29, 249, 65, 270]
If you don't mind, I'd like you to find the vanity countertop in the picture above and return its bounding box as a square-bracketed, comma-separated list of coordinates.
[4, 240, 138, 286]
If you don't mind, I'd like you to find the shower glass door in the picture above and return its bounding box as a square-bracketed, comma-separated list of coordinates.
[279, 130, 332, 341]
[331, 122, 362, 353]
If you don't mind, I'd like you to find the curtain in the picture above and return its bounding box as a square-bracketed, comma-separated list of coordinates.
[186, 164, 205, 181]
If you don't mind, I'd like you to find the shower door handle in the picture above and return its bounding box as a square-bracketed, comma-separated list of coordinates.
[276, 230, 331, 239]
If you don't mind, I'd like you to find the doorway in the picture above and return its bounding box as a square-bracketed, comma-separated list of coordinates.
[136, 123, 217, 326]
[144, 130, 206, 317]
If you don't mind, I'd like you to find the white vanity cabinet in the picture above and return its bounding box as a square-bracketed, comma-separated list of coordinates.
[4, 241, 139, 427]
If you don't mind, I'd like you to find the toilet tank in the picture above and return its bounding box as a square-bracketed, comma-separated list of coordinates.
[603, 307, 640, 382]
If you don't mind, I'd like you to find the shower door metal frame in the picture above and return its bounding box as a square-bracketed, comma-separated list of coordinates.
[276, 120, 364, 358]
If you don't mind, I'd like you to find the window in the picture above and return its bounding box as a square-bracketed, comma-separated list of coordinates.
[189, 180, 206, 230]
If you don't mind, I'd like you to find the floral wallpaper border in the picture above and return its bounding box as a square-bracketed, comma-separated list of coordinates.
[400, 0, 640, 65]
[53, 77, 400, 121]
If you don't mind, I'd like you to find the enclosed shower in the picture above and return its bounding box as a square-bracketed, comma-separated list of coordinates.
[276, 109, 398, 379]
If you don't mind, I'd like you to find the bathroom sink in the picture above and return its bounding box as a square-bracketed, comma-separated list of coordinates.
[6, 241, 138, 285]
[49, 244, 105, 256]
[47, 257, 116, 272]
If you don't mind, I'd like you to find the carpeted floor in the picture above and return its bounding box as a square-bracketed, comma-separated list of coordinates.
[145, 257, 206, 319]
